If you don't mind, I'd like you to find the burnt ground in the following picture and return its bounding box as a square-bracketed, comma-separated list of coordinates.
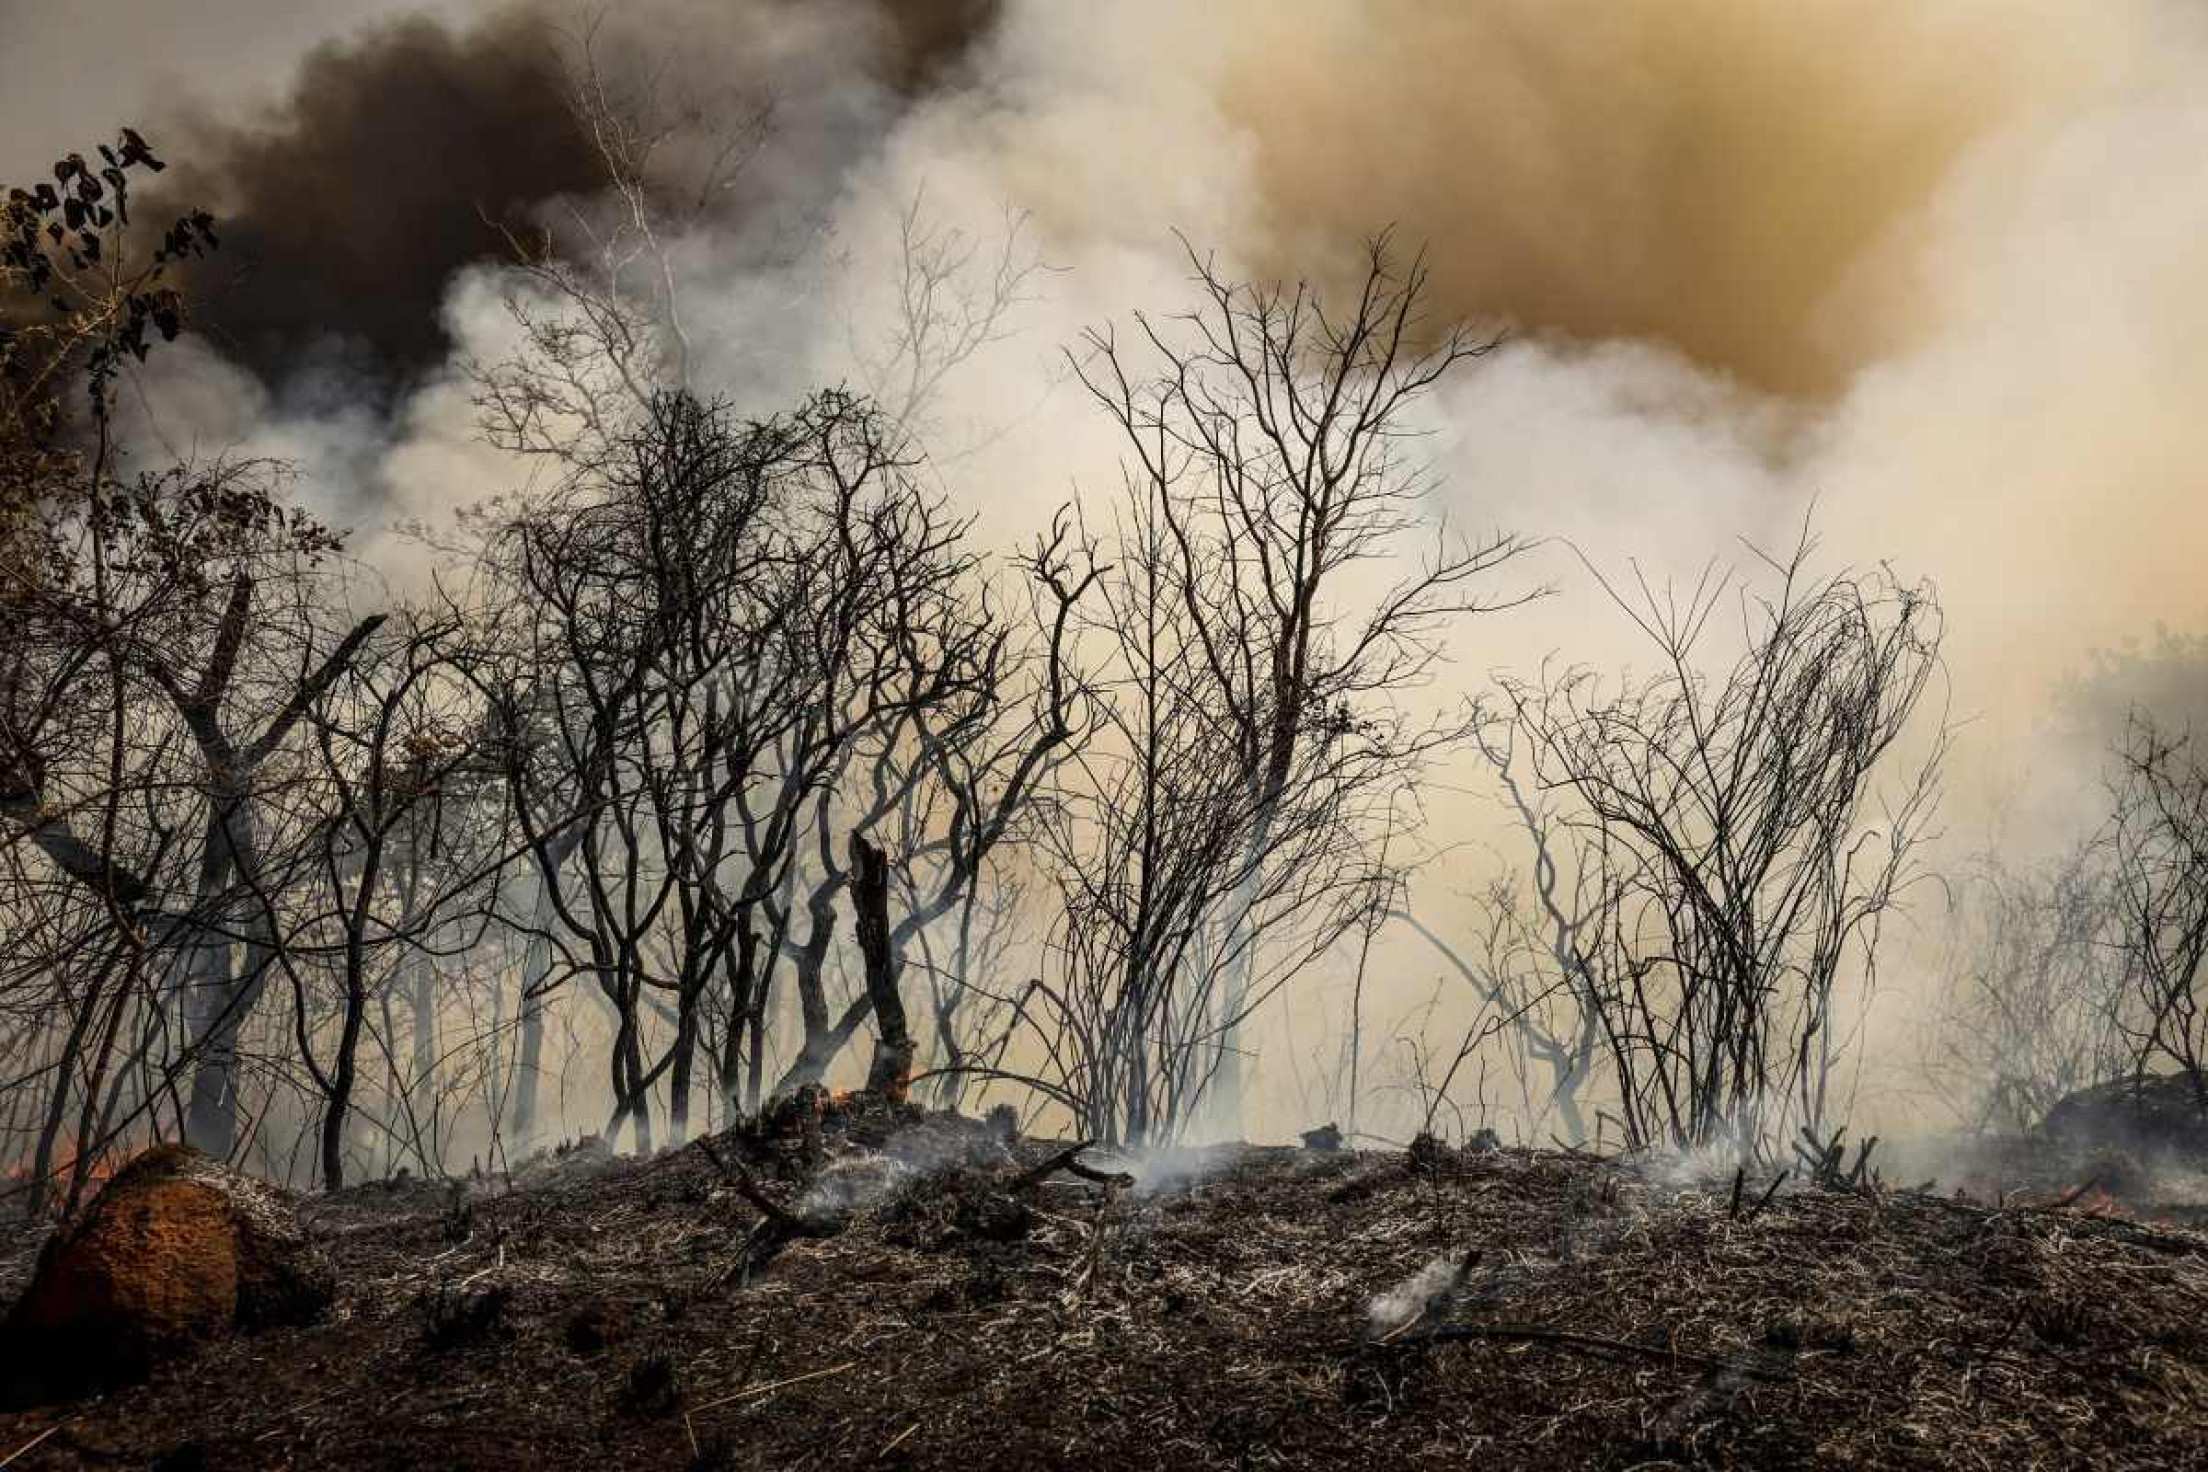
[6, 1121, 2208, 1471]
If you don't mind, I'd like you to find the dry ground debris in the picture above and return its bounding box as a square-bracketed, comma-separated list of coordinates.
[4, 1115, 2208, 1470]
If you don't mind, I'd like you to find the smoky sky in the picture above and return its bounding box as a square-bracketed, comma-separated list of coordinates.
[120, 0, 1003, 398]
[1210, 0, 2109, 400]
[17, 0, 2206, 775]
[157, 7, 593, 394]
[15, 0, 2208, 1140]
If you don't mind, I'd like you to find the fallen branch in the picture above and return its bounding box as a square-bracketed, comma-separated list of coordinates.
[1066, 1157, 1137, 1188]
[0, 1423, 63, 1469]
[697, 1137, 839, 1240]
[690, 1360, 858, 1415]
[1011, 1139, 1134, 1192]
[697, 1135, 844, 1283]
[1897, 1186, 2208, 1255]
[2055, 1176, 2103, 1210]
[2051, 1213, 2208, 1257]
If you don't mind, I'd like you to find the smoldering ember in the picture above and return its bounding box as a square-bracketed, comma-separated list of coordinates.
[13, 5, 2208, 1470]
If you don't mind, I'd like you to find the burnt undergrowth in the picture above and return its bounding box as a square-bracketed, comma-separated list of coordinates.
[5, 1106, 2208, 1470]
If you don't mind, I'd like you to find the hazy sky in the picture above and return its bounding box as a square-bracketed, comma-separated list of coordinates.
[10, 0, 2201, 771]
[11, 0, 2203, 797]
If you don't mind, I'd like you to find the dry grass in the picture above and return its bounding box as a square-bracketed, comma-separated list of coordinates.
[5, 1119, 2208, 1470]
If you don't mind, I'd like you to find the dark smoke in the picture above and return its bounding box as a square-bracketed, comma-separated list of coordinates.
[159, 8, 594, 395]
[152, 0, 1004, 397]
[877, 0, 1001, 91]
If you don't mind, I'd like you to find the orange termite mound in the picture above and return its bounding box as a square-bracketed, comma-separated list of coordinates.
[1, 1143, 333, 1405]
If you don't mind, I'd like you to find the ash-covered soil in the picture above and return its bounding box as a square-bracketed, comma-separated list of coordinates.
[7, 1118, 2208, 1471]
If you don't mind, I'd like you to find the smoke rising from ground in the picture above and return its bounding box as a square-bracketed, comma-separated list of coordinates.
[1161, 0, 2208, 834]
[868, 2, 2208, 832]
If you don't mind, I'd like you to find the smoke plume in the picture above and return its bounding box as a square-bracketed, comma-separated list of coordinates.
[112, 0, 1005, 394]
[159, 7, 596, 390]
[14, 0, 2208, 1143]
[1213, 0, 2129, 398]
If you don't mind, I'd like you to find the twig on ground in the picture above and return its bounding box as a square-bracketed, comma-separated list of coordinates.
[690, 1360, 857, 1415]
[0, 1423, 63, 1469]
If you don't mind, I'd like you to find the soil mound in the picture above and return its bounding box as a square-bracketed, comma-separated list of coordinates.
[1, 1144, 332, 1404]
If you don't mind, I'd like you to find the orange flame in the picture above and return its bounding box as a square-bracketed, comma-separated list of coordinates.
[4, 1139, 124, 1205]
[2054, 1183, 2127, 1217]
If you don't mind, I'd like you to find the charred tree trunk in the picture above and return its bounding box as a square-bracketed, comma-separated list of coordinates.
[322, 964, 368, 1191]
[180, 796, 251, 1160]
[717, 912, 759, 1113]
[668, 962, 708, 1147]
[769, 892, 843, 1099]
[408, 951, 436, 1110]
[851, 834, 913, 1099]
[510, 917, 553, 1152]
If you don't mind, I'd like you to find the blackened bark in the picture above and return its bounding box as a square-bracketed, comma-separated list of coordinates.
[851, 833, 913, 1098]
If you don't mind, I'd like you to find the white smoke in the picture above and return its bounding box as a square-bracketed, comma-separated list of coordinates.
[1366, 1253, 1468, 1337]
